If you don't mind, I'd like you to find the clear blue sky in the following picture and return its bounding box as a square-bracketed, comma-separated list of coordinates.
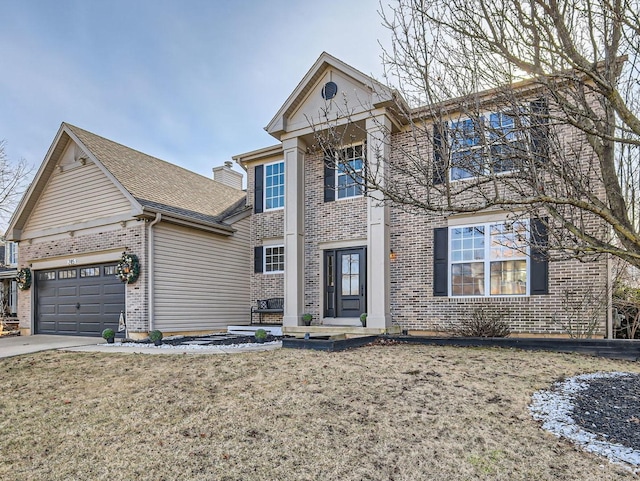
[0, 0, 388, 183]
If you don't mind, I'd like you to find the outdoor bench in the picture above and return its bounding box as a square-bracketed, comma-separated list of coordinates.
[250, 297, 284, 325]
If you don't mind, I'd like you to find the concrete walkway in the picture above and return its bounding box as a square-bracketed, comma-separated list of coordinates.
[0, 334, 281, 358]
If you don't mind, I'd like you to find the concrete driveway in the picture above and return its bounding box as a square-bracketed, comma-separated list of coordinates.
[0, 334, 101, 359]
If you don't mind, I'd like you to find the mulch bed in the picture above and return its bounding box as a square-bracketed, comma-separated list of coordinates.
[572, 373, 640, 451]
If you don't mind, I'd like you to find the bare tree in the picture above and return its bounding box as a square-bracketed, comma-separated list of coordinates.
[0, 140, 31, 227]
[314, 0, 640, 268]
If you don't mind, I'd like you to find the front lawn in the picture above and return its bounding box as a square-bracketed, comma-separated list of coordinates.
[0, 345, 638, 480]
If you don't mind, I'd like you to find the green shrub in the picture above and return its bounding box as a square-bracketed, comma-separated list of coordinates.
[149, 330, 163, 343]
[101, 328, 115, 340]
[254, 329, 268, 341]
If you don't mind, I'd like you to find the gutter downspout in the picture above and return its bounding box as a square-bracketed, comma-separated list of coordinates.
[147, 213, 162, 332]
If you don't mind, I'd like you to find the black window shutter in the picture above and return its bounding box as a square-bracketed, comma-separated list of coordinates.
[433, 227, 448, 296]
[530, 218, 549, 295]
[324, 152, 335, 202]
[433, 122, 448, 185]
[530, 98, 549, 163]
[254, 246, 264, 274]
[254, 165, 264, 213]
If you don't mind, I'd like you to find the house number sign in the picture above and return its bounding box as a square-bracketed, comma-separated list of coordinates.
[67, 259, 77, 265]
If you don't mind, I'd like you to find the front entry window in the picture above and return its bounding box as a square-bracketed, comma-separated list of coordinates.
[341, 254, 360, 296]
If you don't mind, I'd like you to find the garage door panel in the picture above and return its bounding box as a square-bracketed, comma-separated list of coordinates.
[57, 304, 79, 315]
[79, 285, 101, 296]
[58, 286, 78, 297]
[79, 304, 101, 314]
[36, 263, 125, 336]
[104, 284, 125, 295]
[103, 303, 124, 314]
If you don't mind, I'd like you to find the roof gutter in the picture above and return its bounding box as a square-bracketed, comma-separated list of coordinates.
[147, 212, 162, 333]
[138, 207, 236, 236]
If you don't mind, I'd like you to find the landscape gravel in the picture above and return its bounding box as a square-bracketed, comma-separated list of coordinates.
[530, 371, 640, 473]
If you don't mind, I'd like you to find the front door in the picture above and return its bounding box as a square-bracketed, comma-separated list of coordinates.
[324, 247, 366, 318]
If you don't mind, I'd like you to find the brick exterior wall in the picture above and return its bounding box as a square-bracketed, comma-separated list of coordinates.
[303, 150, 367, 319]
[387, 120, 609, 336]
[247, 122, 609, 336]
[17, 222, 149, 333]
[247, 165, 285, 323]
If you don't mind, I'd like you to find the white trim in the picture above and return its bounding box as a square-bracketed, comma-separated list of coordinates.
[447, 220, 530, 298]
[5, 241, 17, 267]
[448, 109, 530, 182]
[29, 248, 124, 270]
[263, 159, 285, 211]
[264, 244, 285, 274]
[334, 143, 365, 200]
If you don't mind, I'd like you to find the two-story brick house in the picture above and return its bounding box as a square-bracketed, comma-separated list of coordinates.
[235, 52, 611, 337]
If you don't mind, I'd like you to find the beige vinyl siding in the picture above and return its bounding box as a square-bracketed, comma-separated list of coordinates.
[153, 218, 250, 331]
[23, 161, 131, 233]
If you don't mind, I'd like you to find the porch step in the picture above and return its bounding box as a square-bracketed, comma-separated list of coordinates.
[227, 325, 283, 337]
[284, 325, 402, 338]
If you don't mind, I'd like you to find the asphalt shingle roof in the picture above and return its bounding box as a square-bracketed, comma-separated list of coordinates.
[65, 123, 246, 226]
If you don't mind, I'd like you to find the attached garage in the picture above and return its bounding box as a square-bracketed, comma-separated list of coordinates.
[35, 263, 125, 336]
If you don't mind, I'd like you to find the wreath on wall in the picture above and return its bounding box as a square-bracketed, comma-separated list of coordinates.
[116, 252, 140, 284]
[16, 268, 32, 290]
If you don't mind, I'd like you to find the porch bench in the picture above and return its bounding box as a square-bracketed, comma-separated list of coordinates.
[251, 298, 284, 325]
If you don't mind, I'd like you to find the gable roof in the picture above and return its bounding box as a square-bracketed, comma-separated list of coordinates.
[265, 52, 398, 139]
[7, 123, 246, 239]
[65, 124, 246, 222]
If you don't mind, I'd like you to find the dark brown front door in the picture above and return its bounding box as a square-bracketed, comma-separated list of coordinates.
[324, 247, 366, 318]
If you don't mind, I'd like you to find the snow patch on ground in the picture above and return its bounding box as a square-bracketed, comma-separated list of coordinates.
[530, 371, 640, 473]
[98, 340, 282, 350]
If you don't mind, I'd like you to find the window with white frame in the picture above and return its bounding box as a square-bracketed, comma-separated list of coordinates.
[5, 242, 17, 266]
[336, 145, 364, 199]
[450, 112, 527, 181]
[450, 220, 529, 296]
[264, 161, 285, 210]
[264, 245, 284, 273]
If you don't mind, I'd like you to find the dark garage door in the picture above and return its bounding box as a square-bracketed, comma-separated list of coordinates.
[36, 264, 125, 336]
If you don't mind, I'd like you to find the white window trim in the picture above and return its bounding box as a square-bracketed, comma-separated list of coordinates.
[448, 220, 530, 298]
[449, 110, 529, 182]
[264, 160, 285, 211]
[5, 242, 17, 267]
[263, 244, 285, 274]
[334, 143, 365, 201]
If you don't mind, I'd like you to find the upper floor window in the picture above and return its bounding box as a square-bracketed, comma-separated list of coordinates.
[264, 161, 285, 210]
[450, 220, 529, 296]
[5, 242, 17, 266]
[254, 161, 284, 213]
[336, 145, 364, 199]
[449, 111, 529, 181]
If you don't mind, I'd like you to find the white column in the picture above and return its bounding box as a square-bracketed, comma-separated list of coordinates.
[366, 115, 392, 329]
[282, 137, 306, 327]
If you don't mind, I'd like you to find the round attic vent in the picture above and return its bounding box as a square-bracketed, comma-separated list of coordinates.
[321, 81, 338, 100]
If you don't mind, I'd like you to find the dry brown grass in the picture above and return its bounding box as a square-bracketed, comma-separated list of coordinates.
[1, 345, 639, 480]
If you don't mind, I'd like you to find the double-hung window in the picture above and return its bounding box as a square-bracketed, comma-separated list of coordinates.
[264, 245, 285, 273]
[449, 111, 527, 181]
[264, 161, 285, 210]
[450, 220, 528, 296]
[5, 242, 17, 266]
[450, 118, 484, 180]
[336, 145, 364, 199]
